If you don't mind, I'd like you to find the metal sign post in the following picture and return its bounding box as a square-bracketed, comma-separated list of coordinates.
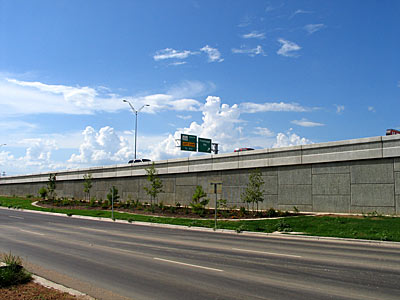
[210, 182, 222, 230]
[111, 186, 114, 220]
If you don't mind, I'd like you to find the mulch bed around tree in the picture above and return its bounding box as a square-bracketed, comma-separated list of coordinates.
[0, 281, 81, 300]
[38, 200, 298, 219]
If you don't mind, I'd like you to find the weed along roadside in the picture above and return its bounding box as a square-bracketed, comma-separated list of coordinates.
[0, 252, 88, 299]
[1, 195, 400, 242]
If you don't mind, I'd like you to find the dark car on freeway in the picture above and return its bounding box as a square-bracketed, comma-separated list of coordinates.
[234, 147, 254, 152]
[128, 158, 151, 163]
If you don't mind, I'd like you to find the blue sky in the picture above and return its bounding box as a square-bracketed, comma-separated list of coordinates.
[0, 0, 399, 175]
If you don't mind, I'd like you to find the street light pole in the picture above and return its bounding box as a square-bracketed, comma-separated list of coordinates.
[0, 144, 6, 177]
[122, 100, 149, 160]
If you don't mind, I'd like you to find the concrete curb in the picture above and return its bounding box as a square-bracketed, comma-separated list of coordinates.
[32, 275, 95, 299]
[2, 205, 400, 248]
[0, 262, 94, 299]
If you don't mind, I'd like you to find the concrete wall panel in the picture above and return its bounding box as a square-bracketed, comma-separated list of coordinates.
[175, 185, 197, 204]
[313, 195, 350, 213]
[350, 206, 395, 215]
[278, 166, 311, 185]
[351, 184, 395, 207]
[262, 176, 278, 195]
[176, 174, 197, 186]
[312, 162, 350, 174]
[312, 174, 350, 195]
[261, 195, 278, 209]
[278, 185, 312, 205]
[351, 160, 394, 184]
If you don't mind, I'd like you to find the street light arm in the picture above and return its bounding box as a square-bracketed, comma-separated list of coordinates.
[123, 99, 137, 113]
[138, 104, 150, 112]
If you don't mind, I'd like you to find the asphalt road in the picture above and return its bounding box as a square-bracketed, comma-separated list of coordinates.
[1, 208, 400, 300]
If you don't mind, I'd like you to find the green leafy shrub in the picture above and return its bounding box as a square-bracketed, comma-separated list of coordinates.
[158, 201, 164, 210]
[190, 185, 209, 216]
[38, 187, 48, 200]
[236, 225, 245, 233]
[275, 220, 292, 232]
[102, 199, 110, 209]
[107, 186, 120, 203]
[136, 201, 143, 210]
[89, 197, 97, 207]
[239, 206, 247, 217]
[124, 200, 131, 208]
[265, 208, 277, 218]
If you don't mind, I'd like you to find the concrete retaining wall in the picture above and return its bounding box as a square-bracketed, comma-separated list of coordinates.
[2, 135, 400, 214]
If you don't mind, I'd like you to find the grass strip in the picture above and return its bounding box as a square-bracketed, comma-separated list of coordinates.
[1, 196, 400, 242]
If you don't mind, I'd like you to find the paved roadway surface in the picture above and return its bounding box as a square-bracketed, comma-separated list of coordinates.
[1, 208, 400, 300]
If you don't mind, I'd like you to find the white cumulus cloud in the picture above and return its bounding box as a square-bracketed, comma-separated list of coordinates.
[200, 45, 224, 62]
[6, 78, 97, 108]
[277, 39, 301, 57]
[254, 127, 274, 137]
[240, 102, 308, 113]
[273, 130, 312, 148]
[149, 96, 243, 160]
[232, 45, 265, 57]
[153, 48, 198, 61]
[304, 24, 325, 34]
[0, 138, 64, 175]
[291, 118, 325, 127]
[1, 77, 206, 116]
[69, 126, 132, 164]
[242, 31, 266, 39]
[335, 104, 345, 114]
[290, 9, 313, 19]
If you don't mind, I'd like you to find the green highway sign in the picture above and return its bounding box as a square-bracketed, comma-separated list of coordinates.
[198, 137, 212, 153]
[181, 134, 197, 151]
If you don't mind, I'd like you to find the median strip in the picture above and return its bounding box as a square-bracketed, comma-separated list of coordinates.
[153, 257, 224, 272]
[232, 248, 302, 258]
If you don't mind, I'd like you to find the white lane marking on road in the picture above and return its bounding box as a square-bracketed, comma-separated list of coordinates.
[154, 258, 224, 272]
[232, 248, 302, 258]
[9, 216, 24, 219]
[20, 229, 45, 236]
[78, 227, 108, 233]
